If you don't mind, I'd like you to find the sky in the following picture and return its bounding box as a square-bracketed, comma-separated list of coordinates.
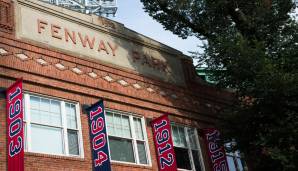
[108, 0, 202, 57]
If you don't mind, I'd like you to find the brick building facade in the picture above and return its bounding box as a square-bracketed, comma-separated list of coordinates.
[0, 0, 233, 170]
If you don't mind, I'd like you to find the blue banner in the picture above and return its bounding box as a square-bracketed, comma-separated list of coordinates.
[87, 100, 111, 171]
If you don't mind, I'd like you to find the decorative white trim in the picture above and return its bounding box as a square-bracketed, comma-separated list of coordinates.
[132, 83, 142, 89]
[88, 72, 98, 78]
[103, 75, 114, 82]
[72, 67, 83, 74]
[171, 94, 178, 99]
[117, 79, 129, 86]
[12, 50, 184, 100]
[36, 58, 48, 65]
[55, 63, 66, 70]
[0, 48, 8, 55]
[146, 87, 154, 93]
[15, 53, 29, 60]
[159, 91, 166, 96]
[205, 103, 212, 108]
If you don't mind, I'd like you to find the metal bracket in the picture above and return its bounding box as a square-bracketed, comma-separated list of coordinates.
[145, 117, 153, 127]
[0, 87, 6, 99]
[81, 104, 91, 114]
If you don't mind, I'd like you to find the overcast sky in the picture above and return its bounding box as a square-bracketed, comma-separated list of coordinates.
[109, 0, 202, 57]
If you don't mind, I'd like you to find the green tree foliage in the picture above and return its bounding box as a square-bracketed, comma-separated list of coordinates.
[141, 0, 298, 170]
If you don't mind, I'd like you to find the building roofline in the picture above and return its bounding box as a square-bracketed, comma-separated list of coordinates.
[16, 0, 191, 60]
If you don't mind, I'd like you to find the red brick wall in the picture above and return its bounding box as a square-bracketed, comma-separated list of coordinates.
[0, 1, 233, 170]
[0, 34, 223, 124]
[0, 0, 14, 34]
[0, 80, 214, 171]
[0, 97, 7, 171]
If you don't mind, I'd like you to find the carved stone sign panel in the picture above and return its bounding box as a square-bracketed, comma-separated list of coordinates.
[15, 1, 186, 85]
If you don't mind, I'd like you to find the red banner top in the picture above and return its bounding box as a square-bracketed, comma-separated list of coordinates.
[6, 79, 24, 171]
[203, 128, 229, 171]
[151, 114, 177, 171]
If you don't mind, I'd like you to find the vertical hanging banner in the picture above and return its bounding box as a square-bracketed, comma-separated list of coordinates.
[6, 79, 24, 171]
[151, 114, 177, 171]
[203, 128, 229, 171]
[87, 100, 111, 171]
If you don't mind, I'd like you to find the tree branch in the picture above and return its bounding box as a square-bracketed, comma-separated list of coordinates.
[156, 0, 210, 38]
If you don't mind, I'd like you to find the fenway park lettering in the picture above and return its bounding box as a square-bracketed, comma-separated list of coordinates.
[36, 19, 171, 74]
[6, 79, 24, 171]
[151, 115, 177, 171]
[87, 100, 111, 171]
[203, 128, 229, 171]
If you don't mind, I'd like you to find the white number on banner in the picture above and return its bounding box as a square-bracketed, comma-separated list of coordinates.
[8, 87, 23, 157]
